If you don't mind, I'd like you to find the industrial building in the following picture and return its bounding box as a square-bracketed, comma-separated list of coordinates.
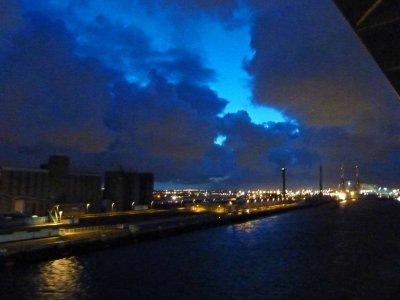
[0, 155, 154, 216]
[0, 167, 49, 215]
[0, 155, 102, 215]
[103, 171, 154, 211]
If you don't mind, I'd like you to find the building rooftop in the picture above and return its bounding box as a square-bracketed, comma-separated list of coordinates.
[1, 167, 49, 173]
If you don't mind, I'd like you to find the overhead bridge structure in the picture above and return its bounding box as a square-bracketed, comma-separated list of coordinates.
[333, 0, 400, 97]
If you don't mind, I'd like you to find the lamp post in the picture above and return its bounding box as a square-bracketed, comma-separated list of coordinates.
[86, 203, 90, 213]
[59, 211, 63, 222]
[55, 205, 60, 222]
[111, 202, 115, 212]
[131, 202, 135, 210]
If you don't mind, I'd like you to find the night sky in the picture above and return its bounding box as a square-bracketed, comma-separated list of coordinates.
[1, 0, 399, 189]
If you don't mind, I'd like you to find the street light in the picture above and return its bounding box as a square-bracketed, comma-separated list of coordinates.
[131, 202, 135, 210]
[111, 202, 115, 212]
[59, 211, 63, 222]
[55, 204, 60, 222]
[86, 203, 90, 213]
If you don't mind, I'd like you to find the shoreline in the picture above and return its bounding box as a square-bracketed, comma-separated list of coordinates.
[0, 200, 332, 268]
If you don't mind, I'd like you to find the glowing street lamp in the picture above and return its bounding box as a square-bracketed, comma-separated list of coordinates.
[59, 211, 63, 222]
[55, 204, 60, 222]
[86, 203, 90, 213]
[131, 202, 135, 209]
[111, 202, 115, 211]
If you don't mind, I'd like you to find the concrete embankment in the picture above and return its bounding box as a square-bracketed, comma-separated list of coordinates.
[0, 200, 332, 267]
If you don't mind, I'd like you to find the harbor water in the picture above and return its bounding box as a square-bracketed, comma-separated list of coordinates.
[1, 198, 400, 299]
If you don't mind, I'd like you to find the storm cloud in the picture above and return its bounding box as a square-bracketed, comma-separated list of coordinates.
[1, 0, 399, 188]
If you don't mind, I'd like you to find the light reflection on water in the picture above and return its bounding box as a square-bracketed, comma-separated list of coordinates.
[2, 199, 400, 299]
[32, 257, 88, 300]
[232, 220, 257, 233]
[230, 215, 279, 235]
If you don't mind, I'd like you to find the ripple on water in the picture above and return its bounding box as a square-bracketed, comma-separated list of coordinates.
[1, 200, 400, 299]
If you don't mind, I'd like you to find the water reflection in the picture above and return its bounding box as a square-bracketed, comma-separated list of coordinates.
[33, 256, 87, 299]
[3, 200, 400, 299]
[233, 221, 257, 233]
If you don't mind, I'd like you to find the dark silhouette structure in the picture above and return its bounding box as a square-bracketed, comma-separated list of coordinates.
[281, 167, 286, 200]
[0, 155, 102, 215]
[104, 171, 154, 211]
[333, 0, 400, 97]
[355, 164, 361, 192]
[319, 165, 323, 195]
[339, 164, 346, 191]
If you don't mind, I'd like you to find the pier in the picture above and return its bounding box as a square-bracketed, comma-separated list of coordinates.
[0, 198, 332, 267]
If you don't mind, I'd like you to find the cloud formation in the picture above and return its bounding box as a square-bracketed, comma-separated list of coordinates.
[1, 0, 399, 189]
[245, 0, 400, 185]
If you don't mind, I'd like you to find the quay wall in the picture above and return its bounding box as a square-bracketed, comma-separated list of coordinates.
[0, 200, 332, 267]
[0, 228, 59, 243]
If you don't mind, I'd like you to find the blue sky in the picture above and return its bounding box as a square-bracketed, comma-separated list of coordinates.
[1, 0, 399, 189]
[28, 0, 285, 124]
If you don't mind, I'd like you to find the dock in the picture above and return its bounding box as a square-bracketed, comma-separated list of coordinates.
[0, 199, 332, 267]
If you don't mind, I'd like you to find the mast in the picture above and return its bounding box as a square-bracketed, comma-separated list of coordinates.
[355, 164, 361, 192]
[339, 164, 346, 191]
[319, 165, 323, 196]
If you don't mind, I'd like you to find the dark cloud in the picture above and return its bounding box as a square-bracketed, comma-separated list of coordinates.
[1, 0, 399, 189]
[0, 0, 23, 58]
[77, 15, 155, 76]
[217, 111, 319, 187]
[108, 72, 226, 161]
[246, 0, 400, 129]
[243, 0, 400, 187]
[163, 0, 241, 26]
[280, 122, 400, 187]
[0, 14, 114, 153]
[57, 14, 217, 85]
[0, 0, 23, 36]
[155, 49, 216, 84]
[0, 8, 233, 185]
[92, 0, 242, 27]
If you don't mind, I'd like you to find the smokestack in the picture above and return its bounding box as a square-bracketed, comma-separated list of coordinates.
[281, 167, 286, 200]
[319, 165, 323, 196]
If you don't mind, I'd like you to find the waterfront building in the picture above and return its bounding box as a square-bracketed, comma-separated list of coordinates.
[0, 167, 49, 215]
[0, 155, 153, 215]
[104, 171, 154, 211]
[0, 155, 102, 215]
[360, 183, 378, 195]
[42, 155, 102, 205]
[138, 173, 154, 206]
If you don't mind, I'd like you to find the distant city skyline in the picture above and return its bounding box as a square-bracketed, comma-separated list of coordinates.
[1, 0, 399, 189]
